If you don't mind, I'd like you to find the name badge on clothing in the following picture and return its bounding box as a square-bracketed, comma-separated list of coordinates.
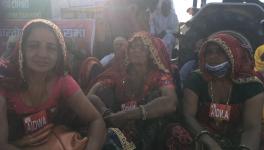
[121, 101, 137, 111]
[209, 103, 231, 121]
[23, 110, 48, 134]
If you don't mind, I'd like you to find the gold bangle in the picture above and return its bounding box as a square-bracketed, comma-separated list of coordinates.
[139, 105, 147, 120]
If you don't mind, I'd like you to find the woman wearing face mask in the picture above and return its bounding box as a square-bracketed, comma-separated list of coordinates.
[183, 32, 263, 150]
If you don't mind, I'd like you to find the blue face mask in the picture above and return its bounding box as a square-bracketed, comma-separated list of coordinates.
[205, 61, 230, 78]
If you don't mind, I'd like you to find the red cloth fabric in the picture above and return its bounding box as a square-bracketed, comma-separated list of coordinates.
[127, 32, 171, 72]
[2, 75, 80, 140]
[152, 37, 172, 72]
[164, 123, 193, 150]
[95, 31, 174, 105]
[99, 70, 174, 104]
[3, 75, 79, 114]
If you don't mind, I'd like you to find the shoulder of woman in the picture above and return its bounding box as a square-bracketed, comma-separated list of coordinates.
[57, 74, 80, 93]
[58, 74, 76, 83]
[183, 69, 208, 92]
[235, 79, 264, 101]
[187, 69, 206, 82]
[236, 79, 264, 89]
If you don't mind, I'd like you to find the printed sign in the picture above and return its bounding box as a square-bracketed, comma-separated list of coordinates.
[121, 101, 137, 111]
[1, 0, 51, 19]
[68, 0, 105, 7]
[209, 102, 231, 121]
[23, 110, 48, 133]
[0, 19, 95, 56]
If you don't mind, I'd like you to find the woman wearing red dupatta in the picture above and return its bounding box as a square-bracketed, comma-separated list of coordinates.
[0, 19, 106, 150]
[182, 31, 263, 150]
[88, 31, 178, 150]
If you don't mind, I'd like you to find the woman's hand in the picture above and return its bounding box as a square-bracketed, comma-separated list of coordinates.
[240, 92, 263, 150]
[183, 89, 222, 150]
[13, 124, 54, 147]
[67, 90, 106, 150]
[196, 132, 222, 150]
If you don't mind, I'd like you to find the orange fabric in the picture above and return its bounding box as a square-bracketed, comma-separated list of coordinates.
[79, 57, 103, 93]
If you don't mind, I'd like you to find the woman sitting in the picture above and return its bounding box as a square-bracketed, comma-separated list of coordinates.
[0, 19, 106, 150]
[88, 32, 178, 150]
[183, 32, 263, 150]
[253, 44, 264, 150]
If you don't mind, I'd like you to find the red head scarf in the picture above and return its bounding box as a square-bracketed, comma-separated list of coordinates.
[95, 31, 171, 86]
[19, 19, 68, 80]
[0, 19, 69, 90]
[199, 31, 258, 83]
[127, 31, 171, 73]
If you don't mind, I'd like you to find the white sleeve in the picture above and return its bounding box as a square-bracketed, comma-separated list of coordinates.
[166, 11, 179, 34]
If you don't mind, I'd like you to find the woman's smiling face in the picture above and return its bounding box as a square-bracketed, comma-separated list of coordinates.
[24, 27, 58, 73]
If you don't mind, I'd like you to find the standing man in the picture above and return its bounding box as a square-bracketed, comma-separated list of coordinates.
[150, 0, 179, 59]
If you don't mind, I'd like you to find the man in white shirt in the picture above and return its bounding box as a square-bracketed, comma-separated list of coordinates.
[150, 0, 179, 59]
[100, 37, 128, 67]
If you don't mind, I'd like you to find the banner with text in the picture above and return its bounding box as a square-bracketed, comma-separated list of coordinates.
[1, 0, 52, 19]
[0, 19, 95, 56]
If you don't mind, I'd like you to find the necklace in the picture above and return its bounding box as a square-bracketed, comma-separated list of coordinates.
[123, 69, 148, 101]
[209, 81, 233, 125]
[210, 81, 232, 104]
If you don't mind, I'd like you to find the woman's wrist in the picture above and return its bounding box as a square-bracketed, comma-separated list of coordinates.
[102, 108, 112, 117]
[198, 133, 219, 148]
[194, 130, 210, 141]
[116, 105, 149, 121]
